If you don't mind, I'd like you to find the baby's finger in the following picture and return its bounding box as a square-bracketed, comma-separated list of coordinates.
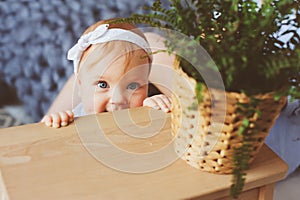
[161, 95, 172, 110]
[42, 115, 53, 127]
[66, 110, 74, 122]
[51, 113, 62, 128]
[59, 111, 69, 127]
[152, 95, 171, 112]
[143, 98, 160, 109]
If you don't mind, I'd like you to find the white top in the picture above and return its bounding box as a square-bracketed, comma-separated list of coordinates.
[72, 103, 86, 117]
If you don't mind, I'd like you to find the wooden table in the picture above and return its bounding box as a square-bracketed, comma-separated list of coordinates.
[0, 107, 288, 200]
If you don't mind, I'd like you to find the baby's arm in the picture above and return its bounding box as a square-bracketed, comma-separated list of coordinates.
[41, 110, 74, 128]
[143, 94, 172, 112]
[45, 75, 79, 115]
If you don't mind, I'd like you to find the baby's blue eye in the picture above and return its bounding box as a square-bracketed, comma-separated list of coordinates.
[97, 81, 108, 88]
[127, 82, 141, 90]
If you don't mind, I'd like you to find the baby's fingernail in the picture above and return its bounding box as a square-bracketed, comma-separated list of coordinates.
[53, 123, 60, 128]
[61, 122, 68, 127]
[45, 122, 52, 127]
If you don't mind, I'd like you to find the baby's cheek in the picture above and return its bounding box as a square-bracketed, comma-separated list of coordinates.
[92, 96, 108, 113]
[129, 93, 147, 108]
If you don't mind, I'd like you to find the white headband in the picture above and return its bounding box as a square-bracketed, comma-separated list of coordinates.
[67, 24, 151, 74]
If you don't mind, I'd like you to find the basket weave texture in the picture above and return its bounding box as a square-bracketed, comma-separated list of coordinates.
[172, 67, 287, 174]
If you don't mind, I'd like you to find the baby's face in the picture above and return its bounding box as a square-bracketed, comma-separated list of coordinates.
[78, 49, 150, 114]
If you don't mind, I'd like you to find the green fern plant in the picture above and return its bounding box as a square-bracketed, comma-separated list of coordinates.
[117, 0, 300, 198]
[123, 0, 300, 97]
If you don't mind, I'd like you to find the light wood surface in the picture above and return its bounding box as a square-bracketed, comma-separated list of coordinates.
[0, 107, 288, 200]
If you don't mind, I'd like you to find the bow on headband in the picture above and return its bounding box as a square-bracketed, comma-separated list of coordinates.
[67, 23, 151, 74]
[67, 24, 109, 74]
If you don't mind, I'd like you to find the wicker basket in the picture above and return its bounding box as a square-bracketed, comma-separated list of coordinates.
[171, 66, 287, 174]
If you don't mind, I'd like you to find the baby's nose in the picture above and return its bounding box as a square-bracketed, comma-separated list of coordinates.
[107, 88, 129, 111]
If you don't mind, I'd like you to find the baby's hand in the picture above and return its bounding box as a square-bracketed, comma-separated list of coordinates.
[143, 94, 172, 112]
[41, 110, 74, 128]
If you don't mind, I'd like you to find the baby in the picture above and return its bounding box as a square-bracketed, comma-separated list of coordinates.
[42, 19, 172, 128]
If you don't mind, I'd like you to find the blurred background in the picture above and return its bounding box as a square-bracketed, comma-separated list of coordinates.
[0, 1, 299, 199]
[0, 0, 162, 125]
